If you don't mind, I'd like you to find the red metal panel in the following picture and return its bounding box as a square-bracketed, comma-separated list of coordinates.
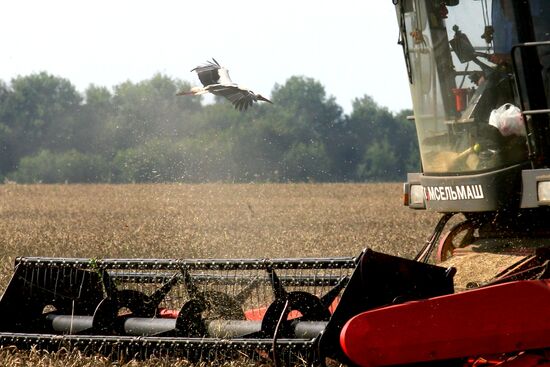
[340, 280, 550, 367]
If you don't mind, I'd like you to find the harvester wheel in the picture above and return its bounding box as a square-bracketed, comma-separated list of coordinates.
[116, 289, 158, 317]
[261, 291, 330, 338]
[175, 291, 245, 337]
[92, 297, 118, 333]
[437, 221, 475, 262]
[176, 298, 208, 337]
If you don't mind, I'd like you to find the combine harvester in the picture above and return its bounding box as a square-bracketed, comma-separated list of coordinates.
[1, 1, 549, 365]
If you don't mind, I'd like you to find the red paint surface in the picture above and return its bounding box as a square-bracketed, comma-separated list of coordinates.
[340, 280, 550, 367]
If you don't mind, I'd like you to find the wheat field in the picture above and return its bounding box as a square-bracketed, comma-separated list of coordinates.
[0, 183, 439, 366]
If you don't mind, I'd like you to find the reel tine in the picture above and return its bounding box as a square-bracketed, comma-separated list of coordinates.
[179, 265, 199, 297]
[100, 269, 117, 299]
[148, 272, 179, 307]
[267, 267, 287, 300]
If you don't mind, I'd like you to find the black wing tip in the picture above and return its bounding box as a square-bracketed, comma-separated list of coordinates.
[234, 100, 245, 111]
[190, 58, 221, 72]
[232, 97, 248, 112]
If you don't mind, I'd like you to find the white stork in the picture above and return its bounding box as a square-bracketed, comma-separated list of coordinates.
[177, 58, 272, 111]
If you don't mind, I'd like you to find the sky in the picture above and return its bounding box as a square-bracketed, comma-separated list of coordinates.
[0, 1, 412, 114]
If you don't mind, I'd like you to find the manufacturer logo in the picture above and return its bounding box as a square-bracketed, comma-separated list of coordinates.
[424, 184, 484, 201]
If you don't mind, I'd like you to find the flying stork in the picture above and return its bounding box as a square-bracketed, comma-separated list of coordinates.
[177, 58, 273, 111]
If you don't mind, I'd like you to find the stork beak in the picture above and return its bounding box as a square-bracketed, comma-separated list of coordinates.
[257, 95, 273, 104]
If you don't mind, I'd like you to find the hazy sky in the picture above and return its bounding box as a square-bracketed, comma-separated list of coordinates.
[1, 1, 412, 114]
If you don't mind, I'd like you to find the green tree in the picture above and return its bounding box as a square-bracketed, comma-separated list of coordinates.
[0, 81, 11, 177]
[270, 76, 343, 144]
[112, 137, 234, 183]
[77, 85, 116, 156]
[348, 96, 418, 180]
[112, 139, 182, 183]
[395, 109, 421, 173]
[356, 141, 399, 180]
[282, 141, 331, 181]
[9, 149, 109, 183]
[0, 122, 13, 180]
[110, 74, 201, 150]
[0, 72, 82, 172]
[0, 71, 418, 183]
[259, 76, 345, 181]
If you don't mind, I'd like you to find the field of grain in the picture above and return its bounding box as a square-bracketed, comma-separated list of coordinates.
[0, 183, 439, 366]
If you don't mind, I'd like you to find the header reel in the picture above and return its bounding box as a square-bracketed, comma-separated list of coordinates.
[0, 249, 455, 365]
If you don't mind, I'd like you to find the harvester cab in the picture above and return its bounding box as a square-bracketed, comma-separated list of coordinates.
[0, 1, 549, 366]
[401, 0, 550, 261]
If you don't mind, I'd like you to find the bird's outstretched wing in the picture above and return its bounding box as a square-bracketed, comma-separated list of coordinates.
[210, 85, 256, 111]
[191, 58, 233, 87]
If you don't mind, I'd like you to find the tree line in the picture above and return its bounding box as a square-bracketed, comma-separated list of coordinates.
[0, 72, 419, 183]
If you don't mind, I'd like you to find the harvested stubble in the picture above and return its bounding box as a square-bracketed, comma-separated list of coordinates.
[0, 183, 438, 366]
